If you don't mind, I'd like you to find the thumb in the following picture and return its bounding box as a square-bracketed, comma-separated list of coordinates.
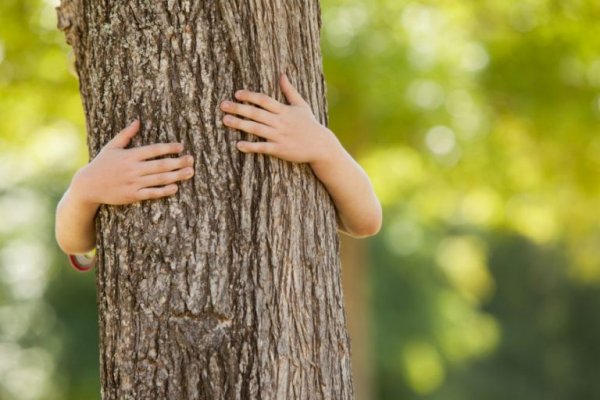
[280, 73, 308, 107]
[107, 119, 140, 149]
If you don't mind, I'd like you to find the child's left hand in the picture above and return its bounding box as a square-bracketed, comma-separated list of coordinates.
[220, 73, 339, 164]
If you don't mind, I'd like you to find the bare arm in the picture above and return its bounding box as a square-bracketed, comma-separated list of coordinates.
[54, 178, 100, 254]
[220, 72, 382, 238]
[54, 119, 196, 255]
[308, 132, 382, 237]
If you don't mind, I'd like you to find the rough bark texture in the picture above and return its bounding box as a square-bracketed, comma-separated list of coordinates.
[56, 1, 354, 399]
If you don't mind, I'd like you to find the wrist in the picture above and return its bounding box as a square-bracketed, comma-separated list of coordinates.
[69, 166, 100, 212]
[309, 126, 345, 172]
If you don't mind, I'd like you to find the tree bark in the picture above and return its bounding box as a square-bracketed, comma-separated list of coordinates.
[56, 1, 354, 399]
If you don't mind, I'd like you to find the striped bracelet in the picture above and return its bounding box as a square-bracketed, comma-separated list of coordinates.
[68, 248, 97, 272]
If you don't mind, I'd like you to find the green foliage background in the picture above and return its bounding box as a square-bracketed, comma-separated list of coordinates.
[1, 0, 600, 399]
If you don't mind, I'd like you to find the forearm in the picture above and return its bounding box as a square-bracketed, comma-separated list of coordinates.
[54, 170, 99, 254]
[309, 128, 382, 238]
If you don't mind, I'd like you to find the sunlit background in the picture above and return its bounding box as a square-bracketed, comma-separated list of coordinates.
[2, 0, 600, 399]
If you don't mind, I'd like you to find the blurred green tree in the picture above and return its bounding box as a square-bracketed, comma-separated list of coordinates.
[319, 0, 600, 398]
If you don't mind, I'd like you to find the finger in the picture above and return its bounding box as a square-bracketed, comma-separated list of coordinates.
[107, 119, 140, 149]
[137, 154, 194, 176]
[280, 73, 309, 107]
[137, 167, 194, 188]
[234, 90, 284, 114]
[220, 101, 278, 127]
[134, 184, 179, 201]
[236, 140, 277, 155]
[223, 115, 277, 140]
[130, 142, 185, 161]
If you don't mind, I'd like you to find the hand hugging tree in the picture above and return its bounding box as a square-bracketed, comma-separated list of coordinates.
[56, 1, 357, 399]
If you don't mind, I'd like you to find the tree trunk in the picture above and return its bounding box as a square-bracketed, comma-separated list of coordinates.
[340, 236, 374, 400]
[56, 1, 354, 399]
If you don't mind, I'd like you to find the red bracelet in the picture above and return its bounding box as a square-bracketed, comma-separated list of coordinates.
[68, 250, 97, 272]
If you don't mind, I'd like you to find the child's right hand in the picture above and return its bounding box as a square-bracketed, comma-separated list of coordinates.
[70, 119, 195, 206]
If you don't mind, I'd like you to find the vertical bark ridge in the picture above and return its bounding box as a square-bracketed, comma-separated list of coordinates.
[57, 0, 354, 399]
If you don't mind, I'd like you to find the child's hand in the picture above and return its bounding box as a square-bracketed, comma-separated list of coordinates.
[70, 119, 195, 206]
[220, 73, 339, 164]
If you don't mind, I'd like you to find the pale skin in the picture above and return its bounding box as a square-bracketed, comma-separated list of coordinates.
[55, 72, 382, 255]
